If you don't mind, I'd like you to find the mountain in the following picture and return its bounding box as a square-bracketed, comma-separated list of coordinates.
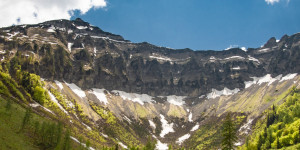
[0, 18, 300, 149]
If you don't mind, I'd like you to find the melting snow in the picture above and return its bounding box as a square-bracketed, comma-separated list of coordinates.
[207, 88, 240, 99]
[232, 66, 241, 70]
[241, 47, 247, 52]
[199, 95, 205, 99]
[258, 48, 271, 53]
[30, 103, 55, 115]
[90, 89, 108, 105]
[118, 141, 128, 149]
[55, 80, 63, 89]
[245, 74, 297, 88]
[191, 124, 200, 132]
[176, 134, 191, 145]
[156, 140, 168, 150]
[164, 95, 186, 106]
[112, 90, 154, 105]
[160, 114, 174, 138]
[48, 91, 68, 115]
[67, 29, 73, 34]
[149, 120, 156, 129]
[65, 82, 86, 98]
[101, 133, 108, 138]
[81, 122, 92, 130]
[279, 73, 297, 82]
[76, 26, 88, 30]
[0, 50, 6, 54]
[93, 47, 97, 56]
[238, 119, 253, 135]
[47, 26, 56, 32]
[67, 43, 73, 52]
[188, 113, 193, 122]
[234, 142, 242, 146]
[149, 55, 172, 62]
[248, 55, 260, 64]
[123, 116, 132, 124]
[90, 36, 127, 43]
[224, 56, 245, 60]
[70, 136, 95, 150]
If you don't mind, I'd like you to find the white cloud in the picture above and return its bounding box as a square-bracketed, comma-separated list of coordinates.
[265, 0, 280, 5]
[0, 0, 107, 27]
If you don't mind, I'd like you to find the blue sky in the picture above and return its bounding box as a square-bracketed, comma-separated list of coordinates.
[1, 0, 299, 51]
[69, 0, 300, 50]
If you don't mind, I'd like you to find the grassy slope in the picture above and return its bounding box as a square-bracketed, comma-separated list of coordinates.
[0, 97, 38, 150]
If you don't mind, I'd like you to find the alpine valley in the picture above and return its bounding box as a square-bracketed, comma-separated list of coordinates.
[0, 18, 300, 150]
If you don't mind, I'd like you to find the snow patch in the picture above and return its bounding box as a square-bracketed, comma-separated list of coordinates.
[160, 114, 174, 138]
[101, 133, 108, 138]
[0, 50, 6, 54]
[241, 47, 247, 52]
[65, 82, 86, 98]
[238, 119, 253, 135]
[90, 36, 127, 43]
[90, 89, 108, 105]
[176, 134, 190, 145]
[48, 91, 68, 115]
[149, 55, 172, 62]
[47, 26, 56, 32]
[234, 142, 242, 146]
[149, 120, 156, 129]
[81, 122, 92, 131]
[279, 73, 297, 82]
[248, 55, 260, 64]
[188, 113, 193, 122]
[224, 56, 245, 60]
[67, 43, 73, 52]
[112, 90, 154, 105]
[30, 102, 55, 115]
[156, 140, 168, 150]
[76, 26, 88, 30]
[93, 47, 97, 56]
[232, 66, 241, 70]
[123, 116, 132, 124]
[164, 95, 186, 106]
[207, 88, 240, 99]
[258, 48, 271, 53]
[191, 124, 200, 132]
[55, 80, 63, 89]
[244, 74, 297, 88]
[70, 136, 95, 150]
[118, 141, 128, 149]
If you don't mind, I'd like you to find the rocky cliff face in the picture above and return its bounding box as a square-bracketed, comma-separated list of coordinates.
[1, 18, 300, 98]
[1, 18, 300, 149]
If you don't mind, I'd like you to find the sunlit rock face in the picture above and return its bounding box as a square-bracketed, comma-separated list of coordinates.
[1, 18, 300, 99]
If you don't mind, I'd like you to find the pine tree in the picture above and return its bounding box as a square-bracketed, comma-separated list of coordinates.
[144, 136, 156, 150]
[245, 136, 250, 150]
[257, 134, 263, 150]
[63, 129, 71, 150]
[5, 98, 12, 111]
[19, 108, 31, 132]
[221, 112, 238, 150]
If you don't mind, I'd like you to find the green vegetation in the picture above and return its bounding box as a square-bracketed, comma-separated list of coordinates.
[90, 102, 116, 124]
[240, 87, 300, 150]
[0, 96, 80, 150]
[222, 112, 238, 150]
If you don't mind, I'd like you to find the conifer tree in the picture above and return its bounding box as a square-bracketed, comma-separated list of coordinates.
[5, 98, 11, 111]
[63, 129, 71, 150]
[19, 108, 31, 132]
[221, 112, 237, 150]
